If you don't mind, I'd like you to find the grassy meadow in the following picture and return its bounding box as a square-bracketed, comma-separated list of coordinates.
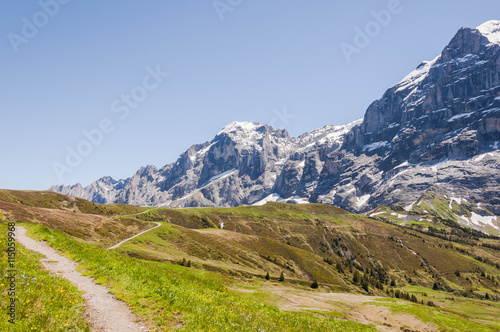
[0, 190, 499, 331]
[20, 222, 376, 331]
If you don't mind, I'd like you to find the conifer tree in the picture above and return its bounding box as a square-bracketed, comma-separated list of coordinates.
[353, 270, 360, 284]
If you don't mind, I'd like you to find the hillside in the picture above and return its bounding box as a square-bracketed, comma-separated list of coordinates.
[0, 189, 151, 246]
[2, 190, 500, 331]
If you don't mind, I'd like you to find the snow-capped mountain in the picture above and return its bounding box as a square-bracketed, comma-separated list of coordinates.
[51, 119, 360, 208]
[50, 21, 500, 230]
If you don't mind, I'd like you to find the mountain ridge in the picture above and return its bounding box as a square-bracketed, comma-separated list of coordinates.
[50, 21, 500, 233]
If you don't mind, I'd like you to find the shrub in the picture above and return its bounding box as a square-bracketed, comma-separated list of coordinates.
[311, 279, 319, 289]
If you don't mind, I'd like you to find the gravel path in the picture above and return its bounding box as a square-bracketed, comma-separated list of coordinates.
[107, 222, 162, 250]
[16, 226, 149, 332]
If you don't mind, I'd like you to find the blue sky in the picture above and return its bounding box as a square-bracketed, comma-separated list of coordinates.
[1, 0, 499, 190]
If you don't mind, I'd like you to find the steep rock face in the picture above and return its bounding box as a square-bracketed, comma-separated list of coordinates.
[50, 21, 500, 222]
[345, 22, 500, 168]
[311, 21, 500, 214]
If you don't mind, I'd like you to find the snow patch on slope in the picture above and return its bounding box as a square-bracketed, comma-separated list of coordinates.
[448, 197, 467, 209]
[219, 121, 262, 135]
[297, 119, 362, 151]
[447, 112, 474, 122]
[355, 195, 370, 208]
[395, 55, 440, 93]
[207, 169, 237, 184]
[253, 193, 283, 206]
[287, 195, 309, 204]
[476, 20, 500, 45]
[321, 119, 363, 143]
[218, 122, 265, 150]
[363, 141, 390, 152]
[470, 212, 498, 230]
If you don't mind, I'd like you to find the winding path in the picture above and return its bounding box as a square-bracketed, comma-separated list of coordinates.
[107, 222, 162, 250]
[16, 226, 149, 332]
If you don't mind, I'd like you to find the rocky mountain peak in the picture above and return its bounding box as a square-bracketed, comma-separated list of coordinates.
[218, 121, 263, 133]
[216, 121, 290, 146]
[96, 176, 117, 186]
[137, 165, 158, 176]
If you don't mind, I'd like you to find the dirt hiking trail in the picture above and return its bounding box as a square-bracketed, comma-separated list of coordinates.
[16, 226, 149, 332]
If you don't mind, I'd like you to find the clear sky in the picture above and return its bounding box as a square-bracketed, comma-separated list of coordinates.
[1, 0, 499, 190]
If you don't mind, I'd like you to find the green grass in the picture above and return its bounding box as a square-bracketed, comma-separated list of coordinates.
[372, 299, 497, 332]
[0, 222, 89, 331]
[24, 223, 376, 331]
[123, 203, 500, 296]
[379, 284, 500, 331]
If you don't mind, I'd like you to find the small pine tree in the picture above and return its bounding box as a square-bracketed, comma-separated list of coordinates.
[279, 272, 285, 282]
[433, 282, 438, 290]
[265, 272, 270, 280]
[485, 293, 491, 300]
[187, 260, 192, 268]
[311, 279, 319, 289]
[362, 281, 369, 293]
[181, 258, 187, 266]
[353, 270, 360, 284]
[390, 279, 396, 287]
